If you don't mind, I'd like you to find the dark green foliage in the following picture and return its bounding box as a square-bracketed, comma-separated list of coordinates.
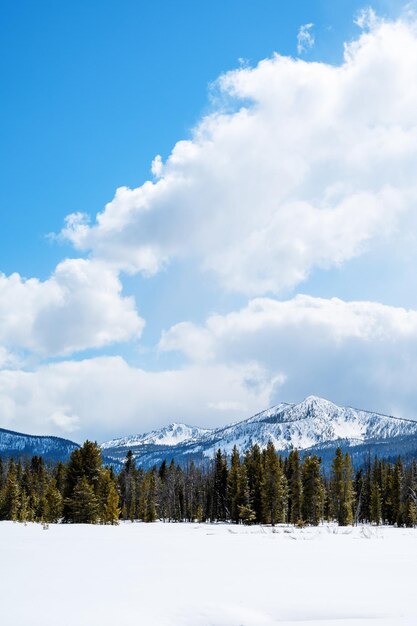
[212, 449, 228, 521]
[330, 448, 355, 525]
[370, 482, 382, 525]
[103, 479, 121, 525]
[301, 455, 325, 525]
[0, 459, 20, 520]
[244, 444, 263, 523]
[2, 439, 417, 528]
[261, 441, 287, 526]
[228, 446, 241, 523]
[236, 464, 255, 524]
[44, 480, 63, 523]
[287, 449, 303, 524]
[67, 477, 99, 524]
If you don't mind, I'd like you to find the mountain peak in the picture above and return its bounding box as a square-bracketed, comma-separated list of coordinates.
[100, 397, 417, 468]
[301, 395, 336, 407]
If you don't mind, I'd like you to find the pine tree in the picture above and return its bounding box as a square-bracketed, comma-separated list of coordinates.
[121, 502, 128, 520]
[302, 455, 325, 525]
[129, 483, 136, 522]
[261, 441, 287, 526]
[54, 461, 67, 495]
[212, 449, 228, 521]
[237, 464, 255, 524]
[370, 481, 382, 525]
[405, 499, 417, 527]
[144, 471, 157, 523]
[404, 459, 417, 528]
[245, 444, 263, 523]
[228, 446, 240, 523]
[45, 480, 63, 523]
[287, 449, 303, 524]
[118, 450, 137, 518]
[67, 477, 100, 523]
[1, 459, 20, 521]
[330, 448, 354, 526]
[18, 491, 29, 522]
[103, 481, 120, 525]
[392, 457, 404, 526]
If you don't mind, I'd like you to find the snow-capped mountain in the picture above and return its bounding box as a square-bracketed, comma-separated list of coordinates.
[0, 427, 79, 462]
[100, 396, 417, 468]
[3, 396, 417, 468]
[101, 423, 211, 450]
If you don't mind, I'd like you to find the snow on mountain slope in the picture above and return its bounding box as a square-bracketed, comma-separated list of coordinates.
[0, 427, 79, 461]
[100, 423, 212, 450]
[196, 395, 417, 458]
[100, 396, 417, 466]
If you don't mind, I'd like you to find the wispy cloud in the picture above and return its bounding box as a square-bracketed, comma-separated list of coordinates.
[297, 23, 315, 54]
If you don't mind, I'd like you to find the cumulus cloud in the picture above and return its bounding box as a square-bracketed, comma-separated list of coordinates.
[297, 23, 315, 54]
[160, 295, 417, 419]
[0, 357, 282, 441]
[61, 15, 417, 295]
[0, 258, 144, 357]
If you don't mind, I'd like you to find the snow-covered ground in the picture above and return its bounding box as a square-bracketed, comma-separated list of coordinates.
[1, 522, 416, 626]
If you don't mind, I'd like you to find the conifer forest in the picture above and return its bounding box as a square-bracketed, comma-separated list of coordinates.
[1, 440, 417, 528]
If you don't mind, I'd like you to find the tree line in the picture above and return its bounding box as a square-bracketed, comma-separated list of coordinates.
[0, 440, 417, 526]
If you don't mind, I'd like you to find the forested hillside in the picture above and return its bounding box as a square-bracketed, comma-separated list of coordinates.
[1, 440, 417, 527]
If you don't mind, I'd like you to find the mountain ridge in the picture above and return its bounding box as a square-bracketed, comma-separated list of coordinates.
[2, 396, 417, 468]
[0, 426, 79, 462]
[100, 395, 417, 468]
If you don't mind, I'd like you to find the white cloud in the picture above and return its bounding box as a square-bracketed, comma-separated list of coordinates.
[160, 295, 417, 419]
[354, 7, 378, 30]
[0, 357, 282, 441]
[0, 258, 144, 357]
[61, 15, 417, 295]
[4, 294, 417, 442]
[151, 154, 163, 178]
[297, 23, 315, 55]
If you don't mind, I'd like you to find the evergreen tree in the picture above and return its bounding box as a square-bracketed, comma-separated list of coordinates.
[261, 441, 287, 526]
[370, 481, 382, 525]
[287, 449, 303, 524]
[103, 481, 120, 525]
[228, 446, 241, 523]
[302, 455, 325, 525]
[144, 471, 158, 523]
[237, 464, 255, 524]
[45, 480, 63, 523]
[67, 477, 100, 523]
[18, 491, 29, 522]
[392, 457, 404, 526]
[212, 449, 228, 521]
[244, 444, 263, 523]
[64, 441, 103, 520]
[54, 462, 67, 495]
[404, 459, 417, 528]
[1, 459, 20, 521]
[330, 448, 354, 525]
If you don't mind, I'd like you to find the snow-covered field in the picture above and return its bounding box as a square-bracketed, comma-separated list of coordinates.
[1, 522, 416, 626]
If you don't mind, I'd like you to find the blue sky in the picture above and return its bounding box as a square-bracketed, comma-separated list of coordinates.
[1, 0, 417, 441]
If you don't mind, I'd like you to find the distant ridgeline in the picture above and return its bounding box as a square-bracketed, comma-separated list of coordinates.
[99, 396, 417, 470]
[0, 427, 121, 469]
[1, 439, 417, 528]
[2, 396, 417, 469]
[0, 427, 79, 463]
